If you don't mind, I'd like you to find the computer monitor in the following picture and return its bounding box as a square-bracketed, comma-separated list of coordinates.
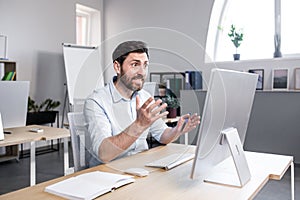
[0, 81, 30, 129]
[190, 68, 258, 187]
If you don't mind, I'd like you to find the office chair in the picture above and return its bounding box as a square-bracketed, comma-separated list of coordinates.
[143, 82, 158, 96]
[67, 112, 89, 172]
[72, 98, 86, 112]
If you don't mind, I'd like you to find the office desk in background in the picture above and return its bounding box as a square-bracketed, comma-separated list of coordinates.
[0, 125, 70, 186]
[163, 116, 180, 124]
[0, 143, 294, 200]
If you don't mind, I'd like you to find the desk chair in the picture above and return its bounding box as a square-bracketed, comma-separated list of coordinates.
[67, 112, 89, 172]
[143, 82, 158, 96]
[72, 98, 86, 112]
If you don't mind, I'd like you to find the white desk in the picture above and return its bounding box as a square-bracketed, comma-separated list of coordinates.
[0, 125, 70, 186]
[0, 143, 294, 199]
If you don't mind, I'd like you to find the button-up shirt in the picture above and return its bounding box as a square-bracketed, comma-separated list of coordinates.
[84, 77, 167, 166]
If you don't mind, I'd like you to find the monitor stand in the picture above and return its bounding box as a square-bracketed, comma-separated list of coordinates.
[204, 127, 251, 188]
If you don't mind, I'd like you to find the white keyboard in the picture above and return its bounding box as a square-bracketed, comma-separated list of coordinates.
[145, 153, 195, 170]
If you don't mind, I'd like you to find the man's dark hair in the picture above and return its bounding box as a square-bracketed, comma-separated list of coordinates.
[112, 41, 149, 66]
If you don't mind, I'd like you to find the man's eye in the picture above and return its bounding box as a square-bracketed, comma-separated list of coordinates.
[131, 63, 138, 67]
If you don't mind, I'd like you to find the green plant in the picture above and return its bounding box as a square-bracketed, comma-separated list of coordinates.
[228, 24, 244, 53]
[28, 97, 60, 112]
[163, 95, 180, 109]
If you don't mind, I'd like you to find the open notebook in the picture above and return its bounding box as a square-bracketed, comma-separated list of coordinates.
[145, 153, 195, 170]
[45, 171, 135, 200]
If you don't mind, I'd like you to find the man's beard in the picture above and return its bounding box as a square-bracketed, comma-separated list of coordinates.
[119, 71, 145, 91]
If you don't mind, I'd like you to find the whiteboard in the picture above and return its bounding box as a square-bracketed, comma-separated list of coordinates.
[63, 44, 104, 105]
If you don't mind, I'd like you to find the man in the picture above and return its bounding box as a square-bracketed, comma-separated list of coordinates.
[84, 41, 200, 166]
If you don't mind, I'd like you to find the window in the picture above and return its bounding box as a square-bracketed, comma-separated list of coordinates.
[76, 4, 100, 46]
[281, 0, 300, 56]
[76, 11, 88, 45]
[206, 0, 300, 62]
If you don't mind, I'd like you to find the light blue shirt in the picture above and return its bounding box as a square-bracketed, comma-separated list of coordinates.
[84, 77, 167, 166]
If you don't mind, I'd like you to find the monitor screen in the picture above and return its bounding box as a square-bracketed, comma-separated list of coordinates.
[190, 68, 258, 182]
[0, 81, 30, 128]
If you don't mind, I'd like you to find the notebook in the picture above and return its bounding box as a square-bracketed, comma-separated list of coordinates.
[45, 171, 135, 200]
[145, 153, 195, 170]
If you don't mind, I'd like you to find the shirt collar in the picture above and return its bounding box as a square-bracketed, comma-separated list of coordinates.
[109, 76, 139, 102]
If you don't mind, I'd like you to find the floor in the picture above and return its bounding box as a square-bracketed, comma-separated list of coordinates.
[0, 144, 299, 199]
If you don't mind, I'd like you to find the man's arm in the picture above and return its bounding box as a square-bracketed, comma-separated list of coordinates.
[98, 96, 168, 163]
[159, 113, 200, 144]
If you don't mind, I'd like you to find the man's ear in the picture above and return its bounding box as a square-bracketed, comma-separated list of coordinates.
[113, 61, 121, 75]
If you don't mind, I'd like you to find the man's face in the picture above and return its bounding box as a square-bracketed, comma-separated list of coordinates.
[118, 52, 149, 91]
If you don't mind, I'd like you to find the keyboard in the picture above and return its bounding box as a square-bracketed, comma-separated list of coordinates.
[145, 153, 195, 170]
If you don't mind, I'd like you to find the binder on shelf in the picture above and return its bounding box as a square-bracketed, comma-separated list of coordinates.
[1, 71, 15, 81]
[169, 78, 183, 97]
[11, 71, 16, 80]
[185, 71, 202, 90]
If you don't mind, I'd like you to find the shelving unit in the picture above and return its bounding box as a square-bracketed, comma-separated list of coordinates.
[0, 60, 16, 80]
[149, 72, 185, 98]
[0, 60, 19, 162]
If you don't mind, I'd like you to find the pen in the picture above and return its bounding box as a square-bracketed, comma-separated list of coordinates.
[180, 117, 189, 132]
[181, 113, 191, 132]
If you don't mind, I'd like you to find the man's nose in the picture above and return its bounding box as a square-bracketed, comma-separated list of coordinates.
[135, 65, 148, 74]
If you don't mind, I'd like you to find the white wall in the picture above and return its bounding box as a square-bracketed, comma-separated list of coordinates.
[1, 0, 300, 115]
[102, 0, 300, 90]
[102, 0, 214, 83]
[0, 0, 102, 114]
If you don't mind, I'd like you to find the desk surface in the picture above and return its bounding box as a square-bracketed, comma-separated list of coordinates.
[0, 143, 293, 200]
[0, 125, 70, 147]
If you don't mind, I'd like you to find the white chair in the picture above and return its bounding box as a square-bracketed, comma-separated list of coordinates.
[72, 98, 86, 112]
[143, 82, 158, 96]
[67, 112, 90, 172]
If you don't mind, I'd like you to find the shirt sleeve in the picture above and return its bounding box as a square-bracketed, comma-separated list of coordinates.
[84, 97, 112, 164]
[149, 118, 168, 142]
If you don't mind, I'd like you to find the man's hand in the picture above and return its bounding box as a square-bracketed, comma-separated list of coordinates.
[135, 95, 168, 129]
[176, 113, 201, 134]
[159, 113, 201, 144]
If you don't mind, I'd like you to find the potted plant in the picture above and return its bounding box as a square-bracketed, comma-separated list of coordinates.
[26, 97, 60, 125]
[273, 33, 282, 58]
[163, 95, 180, 118]
[228, 24, 244, 60]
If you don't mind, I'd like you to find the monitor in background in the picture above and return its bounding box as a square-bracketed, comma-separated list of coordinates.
[0, 81, 30, 129]
[190, 68, 258, 187]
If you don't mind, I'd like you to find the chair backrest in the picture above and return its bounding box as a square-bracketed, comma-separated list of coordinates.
[72, 98, 86, 112]
[67, 112, 89, 172]
[143, 82, 158, 96]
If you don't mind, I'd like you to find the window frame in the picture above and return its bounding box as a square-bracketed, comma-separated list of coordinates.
[206, 0, 299, 63]
[76, 4, 101, 47]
